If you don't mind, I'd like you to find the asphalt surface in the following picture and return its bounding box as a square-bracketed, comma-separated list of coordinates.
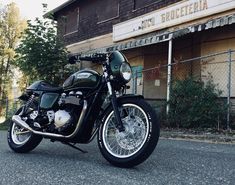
[0, 131, 234, 185]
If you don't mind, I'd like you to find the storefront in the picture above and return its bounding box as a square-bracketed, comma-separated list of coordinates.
[64, 0, 235, 102]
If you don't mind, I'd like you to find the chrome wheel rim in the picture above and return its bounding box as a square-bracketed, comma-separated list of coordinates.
[102, 104, 149, 158]
[11, 122, 31, 145]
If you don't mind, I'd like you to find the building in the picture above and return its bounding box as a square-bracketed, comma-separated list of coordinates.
[49, 0, 235, 103]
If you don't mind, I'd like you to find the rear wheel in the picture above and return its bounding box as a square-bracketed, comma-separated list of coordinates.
[7, 108, 42, 153]
[98, 98, 160, 168]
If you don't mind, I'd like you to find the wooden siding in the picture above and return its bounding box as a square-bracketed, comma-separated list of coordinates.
[55, 0, 183, 45]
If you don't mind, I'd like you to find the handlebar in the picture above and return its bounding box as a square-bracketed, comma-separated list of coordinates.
[68, 53, 108, 64]
[79, 53, 108, 63]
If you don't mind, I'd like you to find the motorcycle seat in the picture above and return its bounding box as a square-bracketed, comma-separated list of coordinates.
[27, 80, 63, 92]
[39, 82, 63, 92]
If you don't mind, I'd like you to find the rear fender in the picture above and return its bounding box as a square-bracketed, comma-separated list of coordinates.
[18, 93, 30, 101]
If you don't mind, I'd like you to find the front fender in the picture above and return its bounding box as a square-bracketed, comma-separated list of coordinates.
[117, 94, 144, 102]
[103, 94, 144, 109]
[99, 94, 144, 122]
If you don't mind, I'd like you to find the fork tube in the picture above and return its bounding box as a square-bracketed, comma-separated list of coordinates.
[102, 62, 125, 132]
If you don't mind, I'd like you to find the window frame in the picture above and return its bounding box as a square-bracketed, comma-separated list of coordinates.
[133, 0, 162, 11]
[97, 2, 120, 24]
[63, 7, 80, 36]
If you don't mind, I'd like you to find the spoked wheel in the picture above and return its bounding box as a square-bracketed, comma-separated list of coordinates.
[98, 98, 160, 168]
[103, 104, 149, 158]
[11, 123, 32, 145]
[7, 108, 42, 153]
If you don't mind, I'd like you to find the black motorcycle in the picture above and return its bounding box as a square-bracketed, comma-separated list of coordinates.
[7, 51, 160, 168]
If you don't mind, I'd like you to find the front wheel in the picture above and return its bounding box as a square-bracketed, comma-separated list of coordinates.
[98, 98, 160, 168]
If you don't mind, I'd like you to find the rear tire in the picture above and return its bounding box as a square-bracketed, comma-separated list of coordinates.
[98, 98, 160, 168]
[7, 108, 42, 153]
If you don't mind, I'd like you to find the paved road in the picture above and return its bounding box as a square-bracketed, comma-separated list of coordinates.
[0, 131, 234, 185]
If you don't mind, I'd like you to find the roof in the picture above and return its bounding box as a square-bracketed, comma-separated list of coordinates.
[45, 0, 77, 19]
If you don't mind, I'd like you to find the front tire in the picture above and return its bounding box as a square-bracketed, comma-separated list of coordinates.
[98, 98, 160, 168]
[7, 108, 42, 153]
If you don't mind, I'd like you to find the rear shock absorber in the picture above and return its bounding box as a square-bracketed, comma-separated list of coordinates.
[22, 94, 36, 115]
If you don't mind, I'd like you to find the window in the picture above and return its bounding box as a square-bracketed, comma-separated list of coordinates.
[96, 0, 119, 23]
[134, 0, 161, 10]
[64, 7, 79, 35]
[132, 66, 143, 78]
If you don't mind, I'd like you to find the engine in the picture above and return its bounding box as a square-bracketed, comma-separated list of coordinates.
[54, 110, 71, 128]
[49, 91, 83, 133]
[26, 91, 83, 134]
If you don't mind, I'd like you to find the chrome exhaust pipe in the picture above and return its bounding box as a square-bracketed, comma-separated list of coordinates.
[12, 115, 33, 132]
[12, 100, 88, 139]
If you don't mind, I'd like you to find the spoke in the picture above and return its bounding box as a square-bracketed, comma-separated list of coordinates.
[103, 104, 149, 158]
[129, 108, 133, 117]
[110, 117, 116, 127]
[109, 139, 117, 147]
[118, 146, 121, 155]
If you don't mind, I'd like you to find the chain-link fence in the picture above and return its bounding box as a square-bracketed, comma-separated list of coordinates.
[131, 50, 235, 130]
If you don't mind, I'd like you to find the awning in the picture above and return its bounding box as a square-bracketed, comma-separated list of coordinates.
[106, 33, 173, 52]
[174, 13, 235, 37]
[105, 13, 235, 52]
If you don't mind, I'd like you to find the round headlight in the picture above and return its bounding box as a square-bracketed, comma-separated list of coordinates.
[120, 62, 132, 82]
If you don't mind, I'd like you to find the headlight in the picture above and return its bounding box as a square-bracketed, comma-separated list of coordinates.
[109, 51, 132, 87]
[120, 62, 132, 82]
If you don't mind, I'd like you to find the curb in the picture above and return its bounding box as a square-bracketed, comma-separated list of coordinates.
[160, 131, 235, 144]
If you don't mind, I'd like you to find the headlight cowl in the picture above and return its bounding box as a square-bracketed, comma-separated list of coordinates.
[109, 51, 132, 85]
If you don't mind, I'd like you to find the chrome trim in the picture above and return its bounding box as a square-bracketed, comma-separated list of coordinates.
[103, 66, 112, 96]
[12, 100, 88, 139]
[107, 81, 113, 95]
[65, 100, 87, 138]
[15, 130, 31, 135]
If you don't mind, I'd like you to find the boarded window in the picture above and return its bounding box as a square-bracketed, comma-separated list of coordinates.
[64, 8, 79, 34]
[96, 0, 119, 22]
[134, 0, 161, 10]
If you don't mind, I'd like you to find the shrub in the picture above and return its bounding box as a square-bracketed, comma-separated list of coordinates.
[0, 119, 10, 130]
[167, 78, 227, 128]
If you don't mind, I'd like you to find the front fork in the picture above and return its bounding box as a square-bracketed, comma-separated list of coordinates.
[109, 88, 125, 132]
[103, 62, 125, 132]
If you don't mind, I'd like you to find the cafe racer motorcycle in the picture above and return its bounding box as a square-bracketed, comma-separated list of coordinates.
[7, 51, 160, 167]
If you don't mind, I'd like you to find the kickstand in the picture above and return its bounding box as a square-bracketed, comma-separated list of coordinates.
[63, 142, 88, 153]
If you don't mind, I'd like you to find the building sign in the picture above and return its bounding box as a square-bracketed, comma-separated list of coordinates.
[113, 0, 235, 41]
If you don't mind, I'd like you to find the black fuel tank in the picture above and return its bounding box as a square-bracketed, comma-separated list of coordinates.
[63, 69, 101, 90]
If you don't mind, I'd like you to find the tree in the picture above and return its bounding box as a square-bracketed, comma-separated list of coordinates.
[0, 3, 26, 99]
[16, 17, 68, 85]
